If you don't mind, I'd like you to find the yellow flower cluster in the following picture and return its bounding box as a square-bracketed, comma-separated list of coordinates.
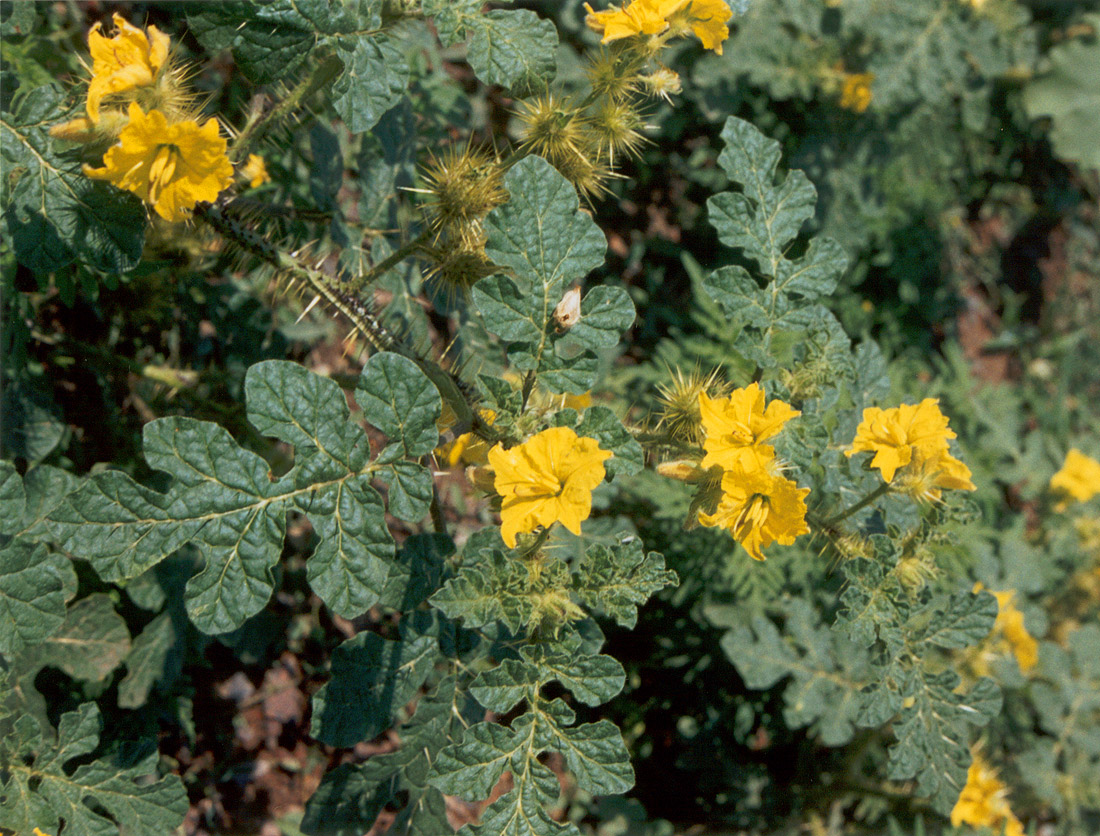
[1050, 448, 1100, 507]
[58, 15, 234, 222]
[847, 398, 975, 502]
[950, 754, 1025, 836]
[695, 384, 810, 561]
[585, 0, 734, 54]
[489, 427, 612, 547]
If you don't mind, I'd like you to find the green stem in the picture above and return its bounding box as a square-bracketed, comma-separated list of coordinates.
[823, 481, 892, 527]
[229, 50, 344, 165]
[358, 230, 432, 289]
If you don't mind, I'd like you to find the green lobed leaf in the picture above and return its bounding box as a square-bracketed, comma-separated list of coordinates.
[707, 116, 817, 277]
[331, 33, 410, 134]
[470, 659, 540, 714]
[377, 460, 434, 522]
[430, 549, 532, 633]
[887, 671, 1001, 813]
[484, 156, 607, 325]
[572, 541, 678, 629]
[1, 85, 146, 274]
[188, 0, 379, 84]
[0, 377, 64, 465]
[47, 359, 440, 633]
[0, 538, 74, 656]
[466, 781, 582, 836]
[118, 609, 187, 709]
[564, 285, 636, 352]
[300, 759, 400, 836]
[27, 593, 130, 683]
[723, 601, 872, 747]
[473, 274, 545, 343]
[525, 650, 627, 708]
[464, 9, 558, 94]
[430, 720, 521, 798]
[0, 460, 25, 535]
[356, 352, 442, 458]
[1022, 17, 1100, 172]
[424, 0, 484, 46]
[311, 631, 439, 746]
[540, 719, 634, 796]
[0, 702, 187, 835]
[377, 533, 452, 611]
[917, 590, 998, 650]
[298, 475, 393, 620]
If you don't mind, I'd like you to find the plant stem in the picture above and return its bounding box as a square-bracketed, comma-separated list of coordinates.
[823, 481, 892, 527]
[229, 50, 344, 165]
[358, 230, 432, 289]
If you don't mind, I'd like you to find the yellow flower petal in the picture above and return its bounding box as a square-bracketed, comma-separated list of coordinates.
[86, 13, 170, 121]
[1050, 448, 1100, 504]
[847, 398, 969, 490]
[699, 383, 800, 472]
[241, 153, 271, 189]
[488, 427, 612, 547]
[698, 463, 810, 560]
[683, 0, 733, 53]
[83, 103, 234, 222]
[951, 755, 1025, 836]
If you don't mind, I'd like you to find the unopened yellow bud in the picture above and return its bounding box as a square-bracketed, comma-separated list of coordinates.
[657, 460, 706, 482]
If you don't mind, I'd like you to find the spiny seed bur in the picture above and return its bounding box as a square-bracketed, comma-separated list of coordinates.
[655, 366, 726, 445]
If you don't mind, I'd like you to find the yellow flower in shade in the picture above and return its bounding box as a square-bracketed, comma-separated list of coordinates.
[488, 427, 612, 547]
[991, 590, 1039, 672]
[951, 755, 1024, 836]
[839, 71, 874, 113]
[436, 410, 496, 468]
[83, 103, 234, 222]
[241, 154, 271, 189]
[699, 383, 800, 472]
[86, 13, 170, 122]
[1050, 449, 1100, 506]
[847, 398, 970, 483]
[33, 829, 52, 836]
[697, 464, 810, 561]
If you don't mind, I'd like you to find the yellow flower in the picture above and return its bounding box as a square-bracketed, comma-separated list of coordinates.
[86, 13, 170, 122]
[584, 0, 732, 53]
[699, 383, 800, 472]
[951, 755, 1024, 836]
[585, 0, 674, 41]
[698, 464, 810, 561]
[33, 829, 53, 836]
[1050, 448, 1100, 505]
[488, 427, 612, 547]
[83, 103, 234, 222]
[847, 398, 972, 488]
[839, 72, 874, 113]
[241, 154, 271, 189]
[992, 590, 1039, 672]
[676, 0, 733, 53]
[562, 391, 593, 411]
[893, 446, 976, 503]
[436, 409, 496, 468]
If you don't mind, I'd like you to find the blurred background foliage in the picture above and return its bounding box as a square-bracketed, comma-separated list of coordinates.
[2, 0, 1100, 834]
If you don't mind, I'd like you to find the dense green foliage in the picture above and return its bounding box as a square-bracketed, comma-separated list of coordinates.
[2, 2, 1099, 835]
